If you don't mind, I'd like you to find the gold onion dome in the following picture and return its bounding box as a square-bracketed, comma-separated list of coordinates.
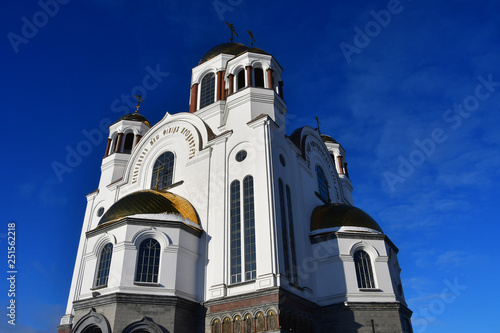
[98, 190, 199, 228]
[115, 113, 151, 127]
[321, 134, 338, 144]
[311, 203, 383, 233]
[199, 42, 269, 65]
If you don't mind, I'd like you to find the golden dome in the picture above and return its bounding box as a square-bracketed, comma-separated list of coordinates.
[321, 134, 338, 144]
[199, 42, 269, 65]
[113, 113, 151, 127]
[98, 190, 199, 228]
[311, 203, 383, 233]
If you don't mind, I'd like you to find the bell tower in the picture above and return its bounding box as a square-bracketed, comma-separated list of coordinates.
[188, 41, 286, 131]
[99, 97, 151, 189]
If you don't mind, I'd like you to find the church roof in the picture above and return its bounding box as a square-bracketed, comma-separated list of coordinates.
[199, 42, 269, 65]
[310, 203, 383, 234]
[321, 134, 338, 144]
[98, 189, 200, 229]
[113, 113, 151, 127]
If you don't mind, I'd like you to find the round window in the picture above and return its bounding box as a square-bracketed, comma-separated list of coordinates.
[236, 150, 247, 162]
[97, 207, 105, 217]
[279, 154, 286, 167]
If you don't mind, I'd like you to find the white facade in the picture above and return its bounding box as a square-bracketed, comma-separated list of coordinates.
[59, 42, 411, 333]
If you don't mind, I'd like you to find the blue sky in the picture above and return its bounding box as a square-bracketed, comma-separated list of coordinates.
[1, 0, 499, 332]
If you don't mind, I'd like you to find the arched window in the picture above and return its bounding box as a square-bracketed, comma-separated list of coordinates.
[243, 175, 256, 281]
[151, 152, 175, 190]
[111, 135, 119, 154]
[135, 238, 160, 283]
[230, 180, 242, 284]
[95, 243, 113, 287]
[237, 70, 245, 91]
[254, 68, 264, 88]
[316, 165, 330, 202]
[354, 250, 375, 288]
[200, 73, 215, 109]
[286, 185, 298, 283]
[278, 179, 290, 279]
[123, 133, 134, 154]
[230, 175, 256, 284]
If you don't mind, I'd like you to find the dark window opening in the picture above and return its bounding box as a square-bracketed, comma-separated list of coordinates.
[237, 70, 245, 91]
[254, 68, 264, 87]
[123, 133, 134, 154]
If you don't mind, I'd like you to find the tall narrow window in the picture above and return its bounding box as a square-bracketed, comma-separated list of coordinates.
[230, 180, 242, 284]
[237, 70, 245, 91]
[254, 68, 264, 87]
[135, 238, 160, 283]
[316, 165, 330, 202]
[200, 73, 215, 109]
[95, 243, 113, 287]
[151, 152, 175, 190]
[278, 179, 291, 279]
[243, 175, 256, 281]
[111, 136, 118, 154]
[123, 133, 134, 154]
[354, 250, 375, 288]
[286, 185, 298, 283]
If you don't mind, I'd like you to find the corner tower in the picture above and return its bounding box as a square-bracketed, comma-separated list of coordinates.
[189, 42, 286, 131]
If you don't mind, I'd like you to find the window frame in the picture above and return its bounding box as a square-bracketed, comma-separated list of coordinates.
[199, 72, 216, 109]
[354, 250, 376, 289]
[229, 175, 257, 284]
[315, 165, 330, 203]
[134, 238, 161, 284]
[151, 151, 175, 190]
[94, 243, 113, 288]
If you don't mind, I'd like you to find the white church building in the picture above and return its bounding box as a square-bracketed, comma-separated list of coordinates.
[58, 41, 413, 333]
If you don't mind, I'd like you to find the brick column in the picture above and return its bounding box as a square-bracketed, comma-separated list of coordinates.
[216, 71, 223, 101]
[246, 65, 252, 87]
[337, 156, 344, 175]
[104, 138, 111, 157]
[266, 68, 273, 89]
[189, 83, 199, 113]
[221, 70, 226, 100]
[116, 133, 124, 153]
[135, 134, 142, 146]
[228, 74, 234, 95]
